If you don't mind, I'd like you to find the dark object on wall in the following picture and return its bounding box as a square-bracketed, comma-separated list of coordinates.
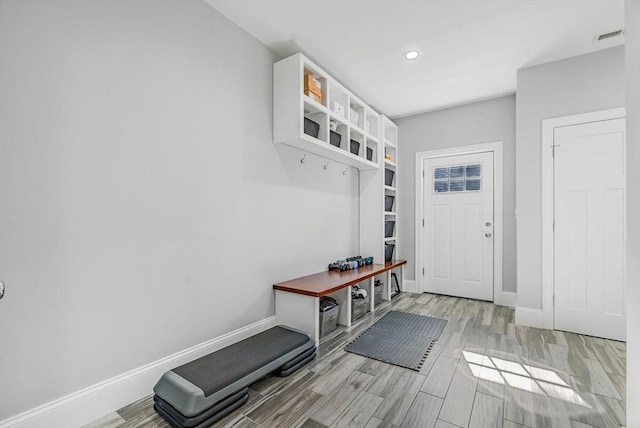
[385, 195, 395, 212]
[385, 221, 395, 238]
[304, 117, 320, 138]
[385, 243, 395, 262]
[366, 147, 373, 161]
[329, 130, 341, 147]
[350, 139, 360, 155]
[385, 168, 395, 186]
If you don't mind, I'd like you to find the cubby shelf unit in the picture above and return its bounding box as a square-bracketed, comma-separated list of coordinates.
[273, 53, 380, 170]
[382, 116, 399, 270]
[360, 114, 400, 301]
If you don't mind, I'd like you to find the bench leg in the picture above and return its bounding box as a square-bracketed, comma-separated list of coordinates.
[275, 290, 319, 346]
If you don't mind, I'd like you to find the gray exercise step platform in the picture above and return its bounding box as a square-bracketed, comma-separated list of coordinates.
[153, 388, 249, 428]
[154, 388, 249, 428]
[153, 325, 316, 427]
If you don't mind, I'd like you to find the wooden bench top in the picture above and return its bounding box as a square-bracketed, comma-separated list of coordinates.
[273, 260, 407, 297]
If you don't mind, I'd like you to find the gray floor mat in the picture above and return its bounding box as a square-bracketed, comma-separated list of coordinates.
[369, 310, 448, 340]
[344, 310, 447, 371]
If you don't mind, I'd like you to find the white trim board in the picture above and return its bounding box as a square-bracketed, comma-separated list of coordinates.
[540, 108, 625, 331]
[515, 307, 545, 328]
[415, 141, 505, 304]
[497, 291, 516, 308]
[402, 279, 419, 294]
[0, 316, 277, 428]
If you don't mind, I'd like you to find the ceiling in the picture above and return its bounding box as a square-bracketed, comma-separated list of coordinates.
[206, 0, 624, 119]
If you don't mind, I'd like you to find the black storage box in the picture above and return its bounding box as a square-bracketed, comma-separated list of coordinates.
[304, 117, 320, 139]
[385, 195, 395, 212]
[330, 130, 341, 148]
[366, 147, 373, 161]
[350, 139, 360, 155]
[385, 243, 395, 262]
[385, 221, 395, 238]
[385, 168, 395, 186]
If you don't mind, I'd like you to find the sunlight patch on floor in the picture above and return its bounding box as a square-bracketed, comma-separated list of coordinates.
[462, 350, 590, 408]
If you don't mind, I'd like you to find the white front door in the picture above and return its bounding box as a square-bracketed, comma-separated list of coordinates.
[423, 152, 494, 301]
[554, 118, 626, 341]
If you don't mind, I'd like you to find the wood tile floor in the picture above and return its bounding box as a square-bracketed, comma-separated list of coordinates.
[85, 293, 626, 428]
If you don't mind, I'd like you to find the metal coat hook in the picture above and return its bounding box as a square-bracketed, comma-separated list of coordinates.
[343, 169, 347, 176]
[300, 154, 306, 164]
[323, 162, 329, 170]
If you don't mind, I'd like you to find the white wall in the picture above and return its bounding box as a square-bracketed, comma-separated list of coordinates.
[625, 0, 639, 424]
[395, 95, 516, 293]
[515, 46, 625, 311]
[0, 0, 358, 420]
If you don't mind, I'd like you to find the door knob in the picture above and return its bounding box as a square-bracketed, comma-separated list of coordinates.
[485, 232, 492, 238]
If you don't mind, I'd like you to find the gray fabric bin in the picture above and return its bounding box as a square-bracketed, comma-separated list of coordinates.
[385, 168, 395, 186]
[319, 305, 339, 338]
[385, 221, 395, 238]
[385, 243, 395, 262]
[385, 195, 395, 211]
[351, 296, 370, 322]
[374, 282, 383, 306]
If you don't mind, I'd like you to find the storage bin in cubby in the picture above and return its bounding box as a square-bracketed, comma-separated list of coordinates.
[385, 168, 395, 186]
[351, 295, 369, 322]
[385, 195, 395, 212]
[385, 221, 395, 238]
[385, 242, 395, 262]
[319, 301, 339, 338]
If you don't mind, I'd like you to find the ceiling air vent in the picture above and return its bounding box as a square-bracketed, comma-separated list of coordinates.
[594, 29, 624, 42]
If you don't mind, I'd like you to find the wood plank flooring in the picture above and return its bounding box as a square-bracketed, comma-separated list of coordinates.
[85, 293, 626, 428]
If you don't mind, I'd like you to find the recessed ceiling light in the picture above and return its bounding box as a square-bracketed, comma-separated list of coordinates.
[404, 50, 420, 60]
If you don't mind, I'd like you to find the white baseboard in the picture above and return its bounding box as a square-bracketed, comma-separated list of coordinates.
[0, 316, 277, 428]
[402, 279, 420, 294]
[515, 306, 544, 328]
[495, 291, 516, 308]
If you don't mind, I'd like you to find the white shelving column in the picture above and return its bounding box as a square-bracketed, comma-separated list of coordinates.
[382, 116, 400, 298]
[359, 114, 400, 303]
[359, 109, 384, 262]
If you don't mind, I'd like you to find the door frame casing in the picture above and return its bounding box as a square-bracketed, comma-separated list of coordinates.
[415, 141, 504, 303]
[541, 107, 626, 330]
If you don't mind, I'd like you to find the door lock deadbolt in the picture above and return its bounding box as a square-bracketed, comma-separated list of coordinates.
[485, 222, 492, 227]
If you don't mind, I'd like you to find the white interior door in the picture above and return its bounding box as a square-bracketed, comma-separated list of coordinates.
[423, 152, 494, 301]
[554, 118, 626, 341]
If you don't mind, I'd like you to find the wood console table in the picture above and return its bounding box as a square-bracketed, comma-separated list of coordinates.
[273, 260, 406, 346]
